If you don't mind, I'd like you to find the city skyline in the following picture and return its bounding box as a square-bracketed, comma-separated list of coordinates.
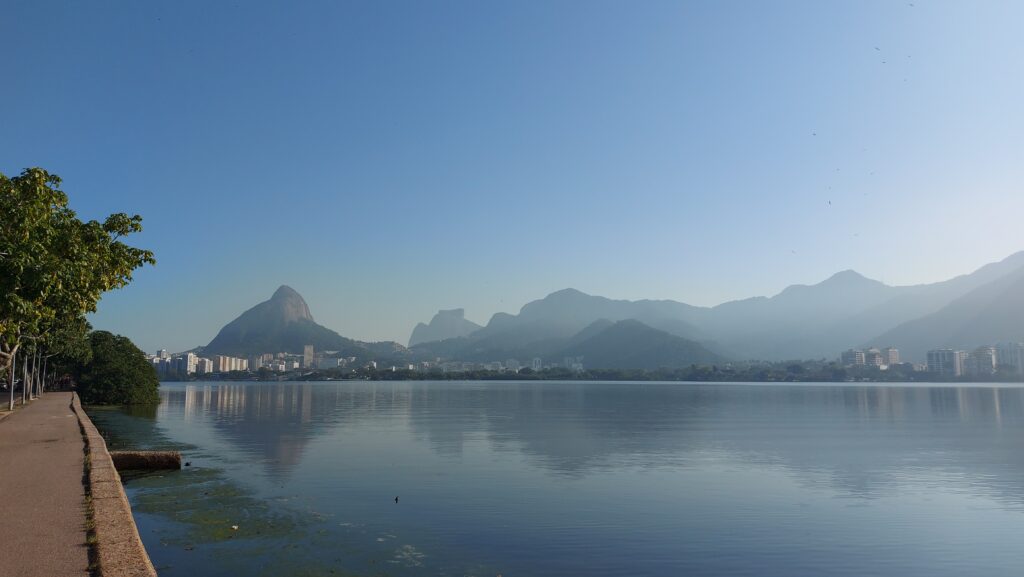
[4, 1, 1023, 353]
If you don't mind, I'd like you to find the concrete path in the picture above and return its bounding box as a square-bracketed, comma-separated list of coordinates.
[0, 392, 90, 577]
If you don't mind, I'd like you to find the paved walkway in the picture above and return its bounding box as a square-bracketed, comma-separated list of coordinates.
[0, 392, 90, 577]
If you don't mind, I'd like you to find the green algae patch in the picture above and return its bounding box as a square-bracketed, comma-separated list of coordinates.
[87, 405, 322, 553]
[86, 406, 196, 453]
[129, 467, 308, 544]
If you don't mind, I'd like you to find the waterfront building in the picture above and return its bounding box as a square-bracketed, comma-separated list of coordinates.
[927, 349, 964, 377]
[532, 357, 542, 371]
[157, 349, 170, 359]
[303, 345, 315, 368]
[864, 348, 884, 367]
[965, 346, 997, 377]
[841, 349, 866, 366]
[173, 352, 198, 374]
[882, 347, 900, 365]
[196, 357, 213, 374]
[316, 357, 341, 370]
[213, 355, 249, 372]
[996, 342, 1024, 375]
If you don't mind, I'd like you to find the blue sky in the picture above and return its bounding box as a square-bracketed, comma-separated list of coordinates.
[3, 0, 1023, 353]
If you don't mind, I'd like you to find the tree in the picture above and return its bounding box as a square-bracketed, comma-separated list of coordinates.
[76, 331, 159, 405]
[1, 168, 154, 408]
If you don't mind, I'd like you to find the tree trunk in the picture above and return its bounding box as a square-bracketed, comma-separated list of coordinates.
[41, 357, 48, 395]
[7, 350, 14, 411]
[35, 351, 41, 398]
[21, 353, 28, 406]
[0, 341, 19, 395]
[29, 351, 36, 400]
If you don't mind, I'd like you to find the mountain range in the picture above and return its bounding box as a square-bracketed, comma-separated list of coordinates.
[409, 251, 1024, 364]
[198, 251, 1024, 369]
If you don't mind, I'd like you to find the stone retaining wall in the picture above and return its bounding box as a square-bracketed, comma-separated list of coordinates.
[70, 394, 158, 577]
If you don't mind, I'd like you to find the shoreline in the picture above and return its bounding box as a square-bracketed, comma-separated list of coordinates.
[71, 393, 158, 577]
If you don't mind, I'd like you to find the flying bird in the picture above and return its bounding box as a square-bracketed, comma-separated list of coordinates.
[395, 496, 399, 503]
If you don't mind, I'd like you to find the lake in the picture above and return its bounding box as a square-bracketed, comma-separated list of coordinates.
[88, 381, 1024, 577]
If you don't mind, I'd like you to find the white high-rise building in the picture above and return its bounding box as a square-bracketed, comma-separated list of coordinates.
[196, 358, 213, 374]
[213, 355, 249, 372]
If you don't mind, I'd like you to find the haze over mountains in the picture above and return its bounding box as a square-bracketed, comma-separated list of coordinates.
[409, 251, 1024, 363]
[408, 309, 482, 347]
[199, 252, 1024, 368]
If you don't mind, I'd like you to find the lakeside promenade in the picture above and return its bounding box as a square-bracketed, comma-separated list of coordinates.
[0, 392, 90, 577]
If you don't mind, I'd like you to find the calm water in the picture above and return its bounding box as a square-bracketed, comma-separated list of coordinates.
[89, 381, 1024, 577]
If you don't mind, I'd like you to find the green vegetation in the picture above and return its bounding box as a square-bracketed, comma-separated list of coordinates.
[280, 360, 1022, 383]
[0, 167, 154, 407]
[76, 331, 160, 405]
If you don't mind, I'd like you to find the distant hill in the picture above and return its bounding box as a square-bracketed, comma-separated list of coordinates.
[410, 251, 1024, 363]
[205, 285, 407, 359]
[869, 265, 1024, 361]
[558, 320, 724, 370]
[408, 308, 482, 347]
[463, 287, 707, 347]
[410, 288, 713, 362]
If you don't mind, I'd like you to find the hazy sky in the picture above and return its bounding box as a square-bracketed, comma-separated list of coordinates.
[3, 0, 1023, 353]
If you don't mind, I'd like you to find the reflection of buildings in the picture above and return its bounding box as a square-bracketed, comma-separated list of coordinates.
[157, 381, 1024, 505]
[173, 383, 320, 476]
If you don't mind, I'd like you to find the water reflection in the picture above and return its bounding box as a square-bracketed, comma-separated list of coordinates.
[159, 382, 1024, 493]
[135, 382, 1024, 577]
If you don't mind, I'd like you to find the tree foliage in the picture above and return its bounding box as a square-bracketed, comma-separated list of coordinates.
[76, 331, 159, 405]
[0, 167, 154, 375]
